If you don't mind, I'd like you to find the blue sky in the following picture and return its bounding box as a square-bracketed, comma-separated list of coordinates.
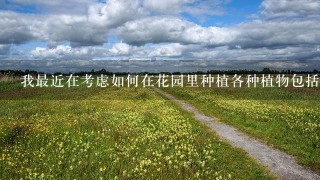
[0, 0, 320, 63]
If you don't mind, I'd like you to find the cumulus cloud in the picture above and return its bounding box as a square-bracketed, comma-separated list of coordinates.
[29, 43, 149, 60]
[0, 12, 35, 45]
[0, 12, 110, 47]
[38, 0, 146, 47]
[143, 0, 226, 18]
[0, 0, 148, 47]
[118, 17, 237, 46]
[143, 0, 191, 14]
[42, 15, 108, 47]
[261, 0, 320, 18]
[184, 0, 227, 19]
[88, 0, 145, 28]
[231, 19, 320, 49]
[149, 43, 185, 57]
[30, 45, 93, 60]
[109, 43, 136, 56]
[0, 0, 320, 61]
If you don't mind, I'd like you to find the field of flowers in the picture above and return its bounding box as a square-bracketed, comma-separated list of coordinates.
[162, 86, 320, 174]
[0, 86, 273, 179]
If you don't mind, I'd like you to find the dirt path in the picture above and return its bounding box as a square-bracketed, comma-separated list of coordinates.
[153, 87, 320, 180]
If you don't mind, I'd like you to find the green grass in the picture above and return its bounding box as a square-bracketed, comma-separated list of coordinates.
[0, 83, 274, 179]
[161, 86, 320, 174]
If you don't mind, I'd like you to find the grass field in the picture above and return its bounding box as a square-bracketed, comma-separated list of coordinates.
[0, 81, 274, 179]
[162, 85, 320, 174]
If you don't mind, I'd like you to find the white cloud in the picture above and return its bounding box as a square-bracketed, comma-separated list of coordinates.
[30, 45, 92, 60]
[110, 43, 135, 55]
[261, 0, 320, 18]
[88, 0, 145, 27]
[1, 0, 320, 61]
[232, 19, 320, 49]
[0, 11, 107, 47]
[41, 15, 109, 47]
[184, 0, 226, 18]
[0, 12, 35, 44]
[118, 17, 237, 46]
[143, 0, 226, 18]
[27, 42, 320, 61]
[0, 0, 149, 47]
[143, 0, 192, 14]
[149, 43, 184, 57]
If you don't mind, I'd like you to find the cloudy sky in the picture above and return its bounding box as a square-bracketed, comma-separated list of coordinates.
[0, 0, 320, 61]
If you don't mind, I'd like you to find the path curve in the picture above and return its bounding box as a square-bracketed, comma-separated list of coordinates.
[153, 87, 320, 180]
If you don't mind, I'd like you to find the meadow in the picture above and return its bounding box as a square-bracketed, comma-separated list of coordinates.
[162, 85, 320, 174]
[0, 80, 274, 179]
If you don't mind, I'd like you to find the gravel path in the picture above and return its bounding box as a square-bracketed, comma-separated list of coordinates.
[153, 87, 320, 180]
